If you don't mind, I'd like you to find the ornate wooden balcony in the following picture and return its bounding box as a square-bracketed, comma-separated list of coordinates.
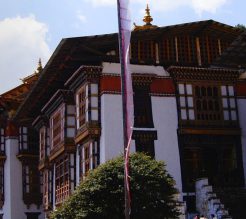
[38, 157, 49, 171]
[75, 121, 101, 144]
[49, 138, 75, 162]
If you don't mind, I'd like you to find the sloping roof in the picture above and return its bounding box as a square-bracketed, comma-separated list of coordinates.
[0, 72, 40, 120]
[14, 20, 241, 123]
[215, 31, 246, 68]
[132, 19, 241, 40]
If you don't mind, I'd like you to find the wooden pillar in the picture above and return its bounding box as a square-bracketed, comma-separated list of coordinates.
[155, 43, 160, 64]
[196, 37, 202, 66]
[175, 37, 179, 63]
[218, 39, 222, 55]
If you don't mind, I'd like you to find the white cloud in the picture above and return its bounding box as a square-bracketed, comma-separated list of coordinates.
[77, 11, 87, 23]
[84, 0, 229, 14]
[85, 0, 115, 6]
[0, 15, 51, 94]
[191, 0, 228, 14]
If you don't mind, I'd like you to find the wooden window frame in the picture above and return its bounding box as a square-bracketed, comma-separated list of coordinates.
[55, 156, 70, 205]
[221, 85, 238, 121]
[178, 83, 238, 123]
[135, 138, 155, 158]
[178, 83, 195, 121]
[76, 86, 86, 129]
[133, 130, 157, 158]
[19, 127, 28, 151]
[39, 127, 46, 160]
[0, 129, 4, 154]
[79, 141, 99, 180]
[43, 170, 49, 209]
[133, 85, 154, 128]
[23, 164, 40, 195]
[138, 40, 156, 62]
[25, 212, 41, 219]
[0, 163, 4, 207]
[50, 107, 64, 149]
[193, 85, 222, 121]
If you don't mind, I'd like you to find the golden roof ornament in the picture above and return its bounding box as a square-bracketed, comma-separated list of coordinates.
[20, 58, 43, 84]
[143, 4, 153, 25]
[133, 4, 158, 31]
[36, 58, 43, 74]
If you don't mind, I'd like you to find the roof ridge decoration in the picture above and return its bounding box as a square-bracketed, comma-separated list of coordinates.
[133, 4, 158, 31]
[36, 58, 43, 74]
[21, 58, 43, 84]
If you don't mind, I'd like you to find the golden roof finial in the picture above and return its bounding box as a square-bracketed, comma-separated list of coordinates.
[36, 58, 43, 74]
[143, 4, 153, 26]
[133, 4, 158, 31]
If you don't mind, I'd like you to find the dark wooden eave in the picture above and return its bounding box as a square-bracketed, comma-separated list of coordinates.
[132, 19, 241, 40]
[14, 33, 119, 124]
[168, 66, 239, 82]
[41, 89, 74, 117]
[14, 20, 241, 124]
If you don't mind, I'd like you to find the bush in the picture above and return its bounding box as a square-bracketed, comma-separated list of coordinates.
[51, 153, 180, 219]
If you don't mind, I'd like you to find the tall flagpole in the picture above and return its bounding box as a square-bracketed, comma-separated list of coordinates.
[117, 0, 132, 218]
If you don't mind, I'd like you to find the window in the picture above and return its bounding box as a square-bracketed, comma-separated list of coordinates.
[19, 127, 39, 153]
[133, 86, 154, 128]
[194, 86, 221, 121]
[39, 127, 46, 160]
[42, 169, 52, 209]
[52, 113, 61, 147]
[55, 156, 69, 205]
[0, 164, 4, 207]
[76, 84, 98, 130]
[159, 38, 176, 62]
[50, 108, 64, 149]
[0, 129, 4, 154]
[79, 141, 99, 180]
[138, 40, 156, 62]
[178, 84, 236, 122]
[178, 83, 195, 120]
[19, 127, 28, 151]
[25, 212, 40, 219]
[221, 85, 237, 121]
[23, 164, 40, 195]
[133, 131, 157, 158]
[43, 170, 48, 208]
[76, 86, 86, 128]
[135, 138, 155, 158]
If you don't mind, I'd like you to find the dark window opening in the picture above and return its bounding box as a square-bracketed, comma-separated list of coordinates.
[135, 138, 155, 158]
[133, 131, 157, 158]
[133, 86, 154, 128]
[25, 212, 40, 219]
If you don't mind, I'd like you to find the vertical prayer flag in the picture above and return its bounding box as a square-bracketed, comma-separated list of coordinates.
[117, 0, 133, 217]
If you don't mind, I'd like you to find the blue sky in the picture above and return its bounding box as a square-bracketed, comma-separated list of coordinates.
[0, 0, 245, 93]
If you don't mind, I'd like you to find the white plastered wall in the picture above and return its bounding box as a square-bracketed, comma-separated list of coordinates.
[151, 96, 183, 194]
[100, 93, 136, 164]
[1, 137, 44, 219]
[100, 93, 182, 193]
[237, 98, 246, 186]
[100, 94, 124, 163]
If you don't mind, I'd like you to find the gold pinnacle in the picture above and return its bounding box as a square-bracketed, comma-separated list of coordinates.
[143, 4, 153, 25]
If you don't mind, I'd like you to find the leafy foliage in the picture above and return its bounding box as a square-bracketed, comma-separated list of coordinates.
[235, 24, 246, 30]
[51, 153, 180, 219]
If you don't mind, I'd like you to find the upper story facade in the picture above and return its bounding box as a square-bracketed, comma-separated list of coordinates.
[6, 19, 246, 217]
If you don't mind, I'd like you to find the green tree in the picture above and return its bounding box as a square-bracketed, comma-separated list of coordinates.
[51, 153, 180, 219]
[235, 24, 246, 30]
